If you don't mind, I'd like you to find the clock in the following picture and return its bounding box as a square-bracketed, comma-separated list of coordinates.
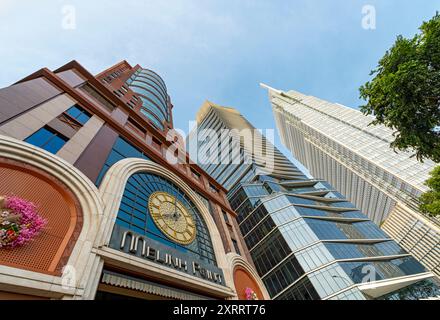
[148, 191, 197, 245]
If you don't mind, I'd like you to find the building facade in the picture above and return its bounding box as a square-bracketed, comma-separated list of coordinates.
[187, 101, 440, 300]
[263, 85, 440, 279]
[0, 60, 268, 300]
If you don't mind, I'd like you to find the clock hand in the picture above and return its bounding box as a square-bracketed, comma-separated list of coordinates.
[173, 192, 177, 219]
[173, 192, 182, 220]
[162, 213, 173, 220]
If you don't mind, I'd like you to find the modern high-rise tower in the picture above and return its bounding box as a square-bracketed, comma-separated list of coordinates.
[0, 60, 268, 300]
[262, 85, 440, 279]
[188, 101, 440, 300]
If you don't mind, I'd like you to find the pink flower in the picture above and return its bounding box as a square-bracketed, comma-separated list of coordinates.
[1, 196, 46, 248]
[245, 287, 258, 300]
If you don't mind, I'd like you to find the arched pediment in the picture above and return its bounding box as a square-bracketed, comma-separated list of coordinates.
[97, 158, 236, 298]
[0, 135, 103, 299]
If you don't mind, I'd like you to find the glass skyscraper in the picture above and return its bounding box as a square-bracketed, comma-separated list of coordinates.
[262, 85, 440, 279]
[188, 101, 440, 300]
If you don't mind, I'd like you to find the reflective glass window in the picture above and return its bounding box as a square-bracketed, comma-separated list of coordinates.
[24, 126, 68, 154]
[65, 105, 92, 125]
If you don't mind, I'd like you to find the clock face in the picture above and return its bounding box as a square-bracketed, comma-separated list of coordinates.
[148, 191, 197, 245]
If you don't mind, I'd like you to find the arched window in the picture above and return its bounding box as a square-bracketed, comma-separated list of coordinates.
[115, 172, 216, 265]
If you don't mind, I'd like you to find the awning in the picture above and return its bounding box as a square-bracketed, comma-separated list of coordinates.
[101, 271, 210, 300]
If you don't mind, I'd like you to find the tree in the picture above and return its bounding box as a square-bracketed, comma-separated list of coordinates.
[419, 166, 440, 217]
[359, 12, 440, 162]
[360, 13, 440, 217]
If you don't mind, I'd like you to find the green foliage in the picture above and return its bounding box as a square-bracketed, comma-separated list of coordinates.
[359, 12, 440, 162]
[419, 166, 440, 217]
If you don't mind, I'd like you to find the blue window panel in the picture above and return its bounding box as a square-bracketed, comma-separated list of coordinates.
[132, 217, 146, 229]
[121, 197, 136, 208]
[354, 221, 390, 239]
[136, 72, 167, 93]
[66, 106, 82, 119]
[45, 135, 68, 153]
[25, 127, 52, 146]
[126, 185, 138, 196]
[123, 189, 136, 201]
[140, 109, 165, 130]
[130, 80, 167, 102]
[119, 203, 133, 214]
[146, 212, 162, 234]
[66, 105, 92, 125]
[77, 113, 91, 125]
[117, 211, 132, 223]
[25, 127, 68, 154]
[130, 85, 167, 110]
[95, 136, 154, 186]
[95, 164, 110, 186]
[133, 202, 147, 213]
[116, 219, 130, 229]
[131, 225, 145, 235]
[139, 99, 167, 122]
[107, 150, 125, 164]
[393, 257, 426, 274]
[114, 172, 216, 265]
[114, 137, 144, 158]
[145, 231, 184, 251]
[132, 209, 146, 220]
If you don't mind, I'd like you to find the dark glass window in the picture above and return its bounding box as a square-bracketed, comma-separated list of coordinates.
[223, 211, 229, 223]
[65, 105, 92, 125]
[245, 216, 276, 249]
[251, 230, 292, 275]
[303, 219, 390, 241]
[96, 137, 152, 186]
[229, 188, 249, 211]
[232, 239, 241, 255]
[324, 241, 407, 260]
[139, 106, 165, 131]
[24, 126, 68, 154]
[275, 277, 320, 300]
[263, 255, 305, 297]
[240, 205, 269, 235]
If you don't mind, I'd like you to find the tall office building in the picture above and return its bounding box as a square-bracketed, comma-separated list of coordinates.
[0, 60, 268, 300]
[263, 85, 440, 279]
[188, 101, 440, 300]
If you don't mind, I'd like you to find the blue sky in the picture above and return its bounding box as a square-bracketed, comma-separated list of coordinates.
[0, 0, 438, 170]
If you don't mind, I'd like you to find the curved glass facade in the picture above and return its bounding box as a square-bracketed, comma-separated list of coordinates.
[126, 68, 170, 131]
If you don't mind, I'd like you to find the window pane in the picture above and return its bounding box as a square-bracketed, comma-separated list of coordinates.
[66, 106, 81, 119]
[25, 126, 68, 154]
[25, 127, 52, 147]
[66, 105, 92, 125]
[77, 112, 91, 125]
[45, 135, 67, 153]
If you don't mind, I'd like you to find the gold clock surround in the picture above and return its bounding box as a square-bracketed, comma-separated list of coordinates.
[148, 191, 197, 245]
